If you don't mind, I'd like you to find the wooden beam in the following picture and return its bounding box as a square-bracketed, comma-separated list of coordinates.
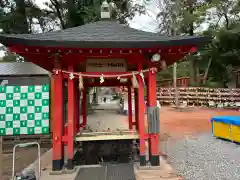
[75, 131, 139, 141]
[85, 82, 130, 87]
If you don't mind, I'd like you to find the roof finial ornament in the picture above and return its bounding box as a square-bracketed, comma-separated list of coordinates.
[101, 0, 113, 19]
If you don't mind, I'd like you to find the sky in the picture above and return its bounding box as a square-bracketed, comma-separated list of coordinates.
[0, 0, 210, 58]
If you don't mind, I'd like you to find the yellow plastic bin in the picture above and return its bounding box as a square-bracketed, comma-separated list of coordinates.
[230, 117, 240, 143]
[211, 116, 232, 141]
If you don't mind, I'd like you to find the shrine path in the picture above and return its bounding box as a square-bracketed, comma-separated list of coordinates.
[88, 100, 127, 131]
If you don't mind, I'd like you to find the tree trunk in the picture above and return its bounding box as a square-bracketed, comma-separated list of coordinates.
[28, 17, 33, 34]
[14, 0, 29, 33]
[196, 65, 200, 84]
[223, 12, 229, 29]
[188, 1, 197, 85]
[173, 62, 179, 107]
[190, 57, 197, 85]
[202, 58, 212, 85]
[50, 0, 66, 29]
[66, 0, 84, 27]
[66, 0, 75, 28]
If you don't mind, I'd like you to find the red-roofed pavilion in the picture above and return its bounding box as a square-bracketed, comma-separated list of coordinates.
[0, 6, 210, 172]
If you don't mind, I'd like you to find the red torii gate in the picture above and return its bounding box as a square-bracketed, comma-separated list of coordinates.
[0, 20, 209, 171]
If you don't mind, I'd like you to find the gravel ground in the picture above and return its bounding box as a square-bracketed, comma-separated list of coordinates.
[167, 133, 240, 180]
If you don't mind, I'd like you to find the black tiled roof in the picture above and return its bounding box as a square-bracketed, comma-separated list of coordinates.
[0, 62, 49, 76]
[0, 21, 211, 48]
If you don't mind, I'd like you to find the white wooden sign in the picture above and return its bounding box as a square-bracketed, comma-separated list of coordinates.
[86, 59, 126, 72]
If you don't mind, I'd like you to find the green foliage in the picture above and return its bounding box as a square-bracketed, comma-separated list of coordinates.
[2, 53, 18, 62]
[201, 24, 240, 85]
[155, 0, 240, 87]
[156, 0, 213, 35]
[157, 61, 190, 80]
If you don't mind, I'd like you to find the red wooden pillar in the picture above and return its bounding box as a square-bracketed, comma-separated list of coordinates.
[147, 69, 160, 166]
[128, 85, 133, 129]
[52, 72, 64, 171]
[134, 89, 139, 130]
[67, 66, 76, 170]
[137, 63, 146, 166]
[75, 81, 80, 133]
[82, 88, 87, 127]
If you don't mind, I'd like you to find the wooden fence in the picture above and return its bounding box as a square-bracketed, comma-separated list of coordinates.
[158, 87, 240, 107]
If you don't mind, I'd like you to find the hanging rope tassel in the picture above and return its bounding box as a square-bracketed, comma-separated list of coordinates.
[100, 74, 104, 83]
[69, 72, 74, 80]
[79, 73, 84, 90]
[131, 72, 138, 88]
[139, 70, 145, 87]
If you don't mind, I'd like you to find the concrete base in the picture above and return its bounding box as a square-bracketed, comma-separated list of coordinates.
[49, 167, 77, 175]
[41, 167, 80, 180]
[134, 157, 183, 180]
[27, 149, 183, 180]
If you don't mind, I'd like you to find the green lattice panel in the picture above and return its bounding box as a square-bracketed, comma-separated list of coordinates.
[0, 85, 50, 136]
